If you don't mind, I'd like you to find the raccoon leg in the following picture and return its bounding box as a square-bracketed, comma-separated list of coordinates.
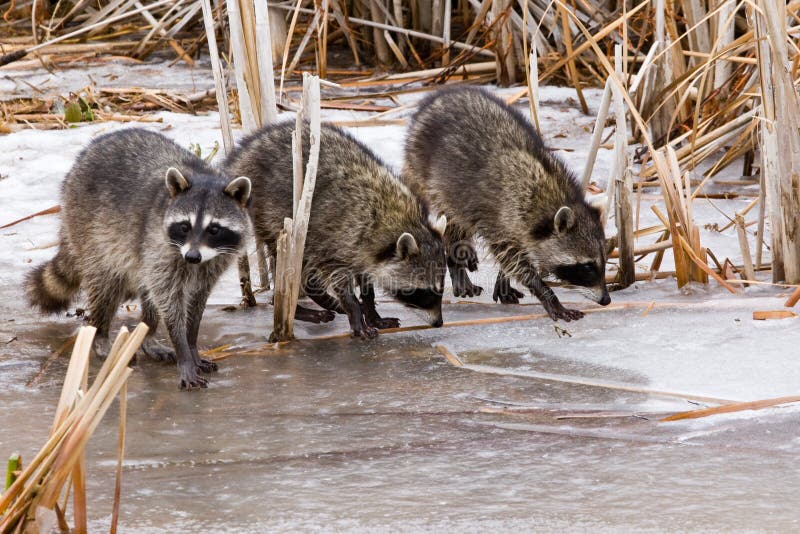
[445, 226, 482, 298]
[137, 292, 177, 363]
[84, 274, 126, 360]
[358, 278, 400, 330]
[529, 275, 584, 322]
[447, 257, 483, 298]
[145, 278, 208, 389]
[492, 271, 525, 305]
[334, 282, 378, 339]
[183, 293, 217, 376]
[162, 311, 207, 389]
[295, 278, 338, 323]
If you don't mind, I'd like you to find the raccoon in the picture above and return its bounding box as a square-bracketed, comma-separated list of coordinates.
[224, 122, 447, 338]
[403, 87, 610, 321]
[26, 129, 252, 389]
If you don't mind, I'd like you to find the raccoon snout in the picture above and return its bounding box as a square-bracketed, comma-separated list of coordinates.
[184, 250, 202, 264]
[596, 287, 611, 306]
[431, 316, 443, 328]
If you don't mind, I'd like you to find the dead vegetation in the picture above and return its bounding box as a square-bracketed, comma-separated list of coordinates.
[0, 324, 144, 533]
[1, 0, 799, 295]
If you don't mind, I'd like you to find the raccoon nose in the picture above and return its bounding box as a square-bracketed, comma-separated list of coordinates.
[431, 316, 443, 328]
[184, 250, 202, 264]
[598, 291, 611, 306]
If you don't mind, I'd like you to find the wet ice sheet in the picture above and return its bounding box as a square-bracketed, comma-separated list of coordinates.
[2, 304, 800, 532]
[1, 72, 799, 531]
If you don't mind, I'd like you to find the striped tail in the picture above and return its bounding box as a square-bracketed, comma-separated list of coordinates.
[25, 247, 81, 313]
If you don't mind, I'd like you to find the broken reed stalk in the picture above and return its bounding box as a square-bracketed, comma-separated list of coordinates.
[199, 0, 233, 154]
[785, 286, 800, 308]
[226, 0, 280, 305]
[580, 78, 611, 191]
[0, 205, 60, 229]
[661, 395, 800, 422]
[0, 324, 143, 533]
[650, 148, 708, 288]
[527, 45, 540, 133]
[735, 214, 756, 282]
[434, 345, 737, 406]
[109, 382, 127, 534]
[752, 0, 800, 284]
[271, 74, 321, 342]
[611, 45, 634, 288]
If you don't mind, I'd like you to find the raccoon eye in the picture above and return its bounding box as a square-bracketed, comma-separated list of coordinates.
[180, 222, 191, 234]
[582, 263, 594, 272]
[208, 223, 220, 235]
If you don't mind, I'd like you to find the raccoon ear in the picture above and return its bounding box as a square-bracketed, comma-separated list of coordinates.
[432, 214, 447, 236]
[165, 167, 191, 198]
[224, 176, 252, 207]
[554, 206, 576, 235]
[396, 232, 419, 259]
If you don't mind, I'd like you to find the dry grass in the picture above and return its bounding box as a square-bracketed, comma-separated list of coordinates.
[2, 0, 800, 288]
[0, 324, 145, 533]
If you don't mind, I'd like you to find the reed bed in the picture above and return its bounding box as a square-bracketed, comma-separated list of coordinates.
[2, 0, 800, 291]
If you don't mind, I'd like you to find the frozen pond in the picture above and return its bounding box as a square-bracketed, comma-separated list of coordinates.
[2, 294, 800, 532]
[1, 61, 799, 531]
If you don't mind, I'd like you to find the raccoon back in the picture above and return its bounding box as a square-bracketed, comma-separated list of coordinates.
[225, 122, 426, 276]
[404, 87, 585, 225]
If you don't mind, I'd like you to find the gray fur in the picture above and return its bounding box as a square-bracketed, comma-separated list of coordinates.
[224, 122, 446, 338]
[403, 87, 610, 321]
[25, 129, 251, 388]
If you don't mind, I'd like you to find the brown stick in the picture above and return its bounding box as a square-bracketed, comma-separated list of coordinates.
[661, 395, 800, 422]
[0, 205, 60, 229]
[752, 310, 797, 320]
[785, 286, 800, 307]
[434, 344, 463, 367]
[109, 382, 127, 534]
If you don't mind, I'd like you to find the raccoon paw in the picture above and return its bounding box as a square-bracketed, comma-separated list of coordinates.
[140, 338, 177, 363]
[452, 278, 483, 298]
[196, 358, 219, 374]
[367, 316, 400, 329]
[493, 280, 525, 305]
[180, 371, 209, 390]
[353, 325, 379, 339]
[295, 306, 336, 324]
[92, 337, 112, 360]
[547, 306, 585, 322]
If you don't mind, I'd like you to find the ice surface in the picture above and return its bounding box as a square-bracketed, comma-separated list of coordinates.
[1, 60, 798, 532]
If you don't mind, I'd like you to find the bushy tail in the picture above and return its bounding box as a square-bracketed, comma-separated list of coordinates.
[25, 247, 81, 313]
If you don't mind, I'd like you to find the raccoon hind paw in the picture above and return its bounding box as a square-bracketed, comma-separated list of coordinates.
[367, 317, 400, 330]
[140, 338, 177, 363]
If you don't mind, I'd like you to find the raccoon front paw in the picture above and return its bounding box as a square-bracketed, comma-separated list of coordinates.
[179, 369, 208, 390]
[493, 279, 525, 305]
[140, 338, 177, 363]
[367, 316, 400, 329]
[546, 305, 584, 322]
[196, 358, 218, 374]
[452, 276, 483, 298]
